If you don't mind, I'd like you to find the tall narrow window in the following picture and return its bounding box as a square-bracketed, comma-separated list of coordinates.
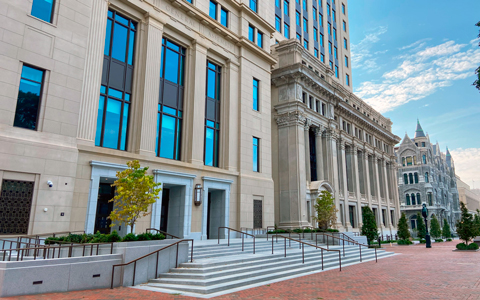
[346, 74, 350, 86]
[205, 61, 221, 167]
[403, 173, 408, 184]
[333, 28, 337, 40]
[276, 0, 281, 7]
[335, 65, 338, 78]
[156, 38, 185, 160]
[313, 7, 317, 21]
[327, 3, 330, 15]
[328, 41, 332, 54]
[253, 137, 260, 172]
[296, 11, 301, 26]
[319, 13, 323, 26]
[257, 30, 263, 48]
[417, 193, 421, 204]
[332, 9, 336, 22]
[344, 38, 347, 49]
[253, 78, 259, 111]
[302, 0, 307, 10]
[406, 194, 410, 205]
[220, 7, 228, 27]
[250, 0, 258, 13]
[31, 0, 55, 23]
[304, 39, 308, 49]
[275, 15, 281, 32]
[320, 33, 324, 46]
[345, 55, 348, 67]
[414, 172, 419, 183]
[343, 20, 346, 31]
[314, 48, 319, 58]
[209, 1, 217, 19]
[425, 172, 429, 183]
[95, 10, 136, 151]
[328, 22, 331, 35]
[14, 65, 45, 130]
[334, 46, 338, 59]
[284, 23, 290, 38]
[320, 53, 325, 62]
[422, 154, 426, 164]
[314, 28, 318, 41]
[409, 173, 413, 184]
[248, 24, 255, 42]
[284, 0, 290, 15]
[303, 18, 308, 33]
[342, 3, 345, 14]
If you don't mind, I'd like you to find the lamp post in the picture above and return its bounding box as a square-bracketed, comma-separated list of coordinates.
[422, 203, 431, 248]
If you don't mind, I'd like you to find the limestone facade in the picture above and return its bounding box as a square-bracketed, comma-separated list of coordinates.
[457, 176, 480, 214]
[395, 120, 460, 232]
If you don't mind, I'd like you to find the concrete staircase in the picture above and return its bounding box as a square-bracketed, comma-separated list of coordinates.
[138, 237, 395, 297]
[343, 232, 369, 245]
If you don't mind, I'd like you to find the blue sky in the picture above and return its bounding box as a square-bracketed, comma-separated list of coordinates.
[348, 0, 480, 186]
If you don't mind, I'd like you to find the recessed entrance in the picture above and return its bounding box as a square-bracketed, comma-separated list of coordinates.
[159, 184, 187, 238]
[94, 178, 115, 234]
[207, 189, 226, 239]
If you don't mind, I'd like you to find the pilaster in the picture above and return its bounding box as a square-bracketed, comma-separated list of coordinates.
[353, 146, 362, 228]
[315, 127, 324, 180]
[340, 140, 351, 230]
[304, 121, 311, 183]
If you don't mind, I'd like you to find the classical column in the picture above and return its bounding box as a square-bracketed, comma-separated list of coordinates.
[185, 41, 208, 165]
[304, 121, 311, 183]
[383, 160, 391, 229]
[315, 127, 324, 180]
[326, 129, 341, 227]
[364, 151, 372, 208]
[137, 18, 164, 156]
[224, 60, 240, 171]
[77, 0, 109, 145]
[374, 156, 383, 230]
[276, 111, 308, 228]
[340, 141, 350, 229]
[353, 147, 362, 228]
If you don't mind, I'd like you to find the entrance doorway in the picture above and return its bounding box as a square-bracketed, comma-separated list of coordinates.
[207, 189, 226, 239]
[94, 178, 115, 234]
[159, 184, 186, 238]
[160, 188, 169, 232]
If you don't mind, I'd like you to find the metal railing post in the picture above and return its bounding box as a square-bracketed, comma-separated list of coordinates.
[339, 252, 342, 271]
[359, 244, 362, 262]
[176, 243, 179, 268]
[321, 249, 324, 270]
[302, 243, 304, 264]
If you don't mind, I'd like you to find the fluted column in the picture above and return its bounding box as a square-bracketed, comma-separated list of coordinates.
[383, 160, 391, 228]
[364, 151, 372, 208]
[374, 156, 383, 231]
[340, 141, 350, 229]
[304, 121, 311, 183]
[353, 147, 362, 228]
[326, 129, 341, 228]
[315, 127, 324, 180]
[77, 0, 109, 145]
[137, 18, 164, 156]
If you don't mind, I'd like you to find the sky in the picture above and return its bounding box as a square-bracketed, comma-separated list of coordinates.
[348, 0, 480, 188]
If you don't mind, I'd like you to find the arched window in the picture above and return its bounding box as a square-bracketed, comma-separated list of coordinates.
[404, 174, 408, 184]
[422, 155, 426, 164]
[425, 172, 429, 183]
[417, 193, 421, 204]
[411, 193, 416, 205]
[406, 194, 411, 205]
[410, 215, 417, 229]
[414, 173, 419, 183]
[427, 193, 433, 206]
[402, 157, 405, 166]
[409, 173, 414, 184]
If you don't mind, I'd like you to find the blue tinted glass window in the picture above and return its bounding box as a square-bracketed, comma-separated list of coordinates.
[205, 127, 215, 166]
[345, 55, 348, 67]
[296, 11, 300, 26]
[314, 28, 317, 41]
[335, 65, 338, 78]
[320, 33, 324, 46]
[342, 3, 345, 14]
[302, 0, 306, 10]
[314, 48, 318, 58]
[253, 79, 259, 111]
[253, 137, 259, 172]
[284, 0, 289, 15]
[333, 28, 336, 40]
[221, 8, 228, 27]
[165, 48, 180, 84]
[207, 69, 216, 98]
[209, 1, 217, 19]
[95, 96, 105, 146]
[303, 18, 307, 32]
[313, 8, 317, 21]
[104, 19, 112, 55]
[248, 25, 255, 42]
[284, 24, 290, 38]
[204, 61, 221, 167]
[332, 9, 335, 22]
[128, 31, 135, 65]
[163, 106, 177, 116]
[275, 16, 281, 32]
[343, 21, 346, 31]
[159, 115, 176, 159]
[14, 65, 44, 130]
[112, 23, 128, 62]
[304, 40, 308, 49]
[115, 14, 129, 26]
[276, 0, 281, 7]
[328, 42, 332, 54]
[103, 99, 122, 149]
[321, 53, 325, 62]
[250, 0, 257, 12]
[344, 38, 347, 49]
[31, 0, 54, 23]
[108, 88, 123, 99]
[296, 33, 301, 41]
[186, 0, 192, 3]
[328, 23, 331, 35]
[120, 103, 129, 150]
[327, 3, 330, 15]
[346, 74, 349, 86]
[257, 31, 263, 48]
[160, 42, 165, 77]
[334, 46, 337, 59]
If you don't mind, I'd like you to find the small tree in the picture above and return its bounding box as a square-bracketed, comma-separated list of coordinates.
[109, 160, 162, 233]
[416, 212, 426, 239]
[442, 218, 451, 239]
[312, 190, 338, 229]
[456, 202, 477, 245]
[397, 212, 410, 240]
[361, 206, 378, 244]
[430, 214, 441, 239]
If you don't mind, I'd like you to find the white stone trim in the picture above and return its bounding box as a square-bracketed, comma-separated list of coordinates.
[201, 176, 233, 240]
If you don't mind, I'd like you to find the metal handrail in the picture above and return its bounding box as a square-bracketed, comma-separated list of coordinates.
[240, 227, 267, 235]
[145, 228, 180, 239]
[271, 234, 342, 271]
[315, 233, 377, 263]
[0, 241, 115, 262]
[265, 226, 302, 242]
[218, 227, 255, 254]
[110, 239, 193, 289]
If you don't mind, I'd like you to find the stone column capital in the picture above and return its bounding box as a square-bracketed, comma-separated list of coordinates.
[275, 111, 307, 128]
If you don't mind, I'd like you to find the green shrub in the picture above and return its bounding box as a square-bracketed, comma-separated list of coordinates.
[456, 243, 468, 250]
[446, 238, 453, 242]
[381, 240, 397, 244]
[152, 233, 165, 240]
[435, 239, 443, 243]
[469, 243, 479, 250]
[419, 239, 426, 244]
[326, 228, 339, 233]
[137, 233, 154, 241]
[107, 230, 122, 242]
[397, 239, 413, 245]
[122, 233, 138, 242]
[44, 237, 60, 245]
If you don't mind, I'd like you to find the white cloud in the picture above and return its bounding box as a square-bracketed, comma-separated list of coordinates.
[351, 26, 388, 72]
[450, 148, 480, 188]
[354, 39, 480, 113]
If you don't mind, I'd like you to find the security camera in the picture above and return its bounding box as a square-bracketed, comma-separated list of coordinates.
[47, 180, 53, 188]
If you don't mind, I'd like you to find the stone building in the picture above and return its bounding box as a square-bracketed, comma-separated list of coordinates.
[270, 0, 401, 234]
[0, 0, 401, 238]
[395, 120, 460, 232]
[457, 176, 480, 214]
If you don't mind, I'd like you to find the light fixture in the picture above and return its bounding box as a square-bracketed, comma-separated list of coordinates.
[194, 184, 202, 206]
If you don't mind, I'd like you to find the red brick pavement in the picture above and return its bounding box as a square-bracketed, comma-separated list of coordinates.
[6, 241, 480, 300]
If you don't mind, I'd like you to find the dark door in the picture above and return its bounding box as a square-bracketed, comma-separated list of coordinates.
[94, 183, 115, 234]
[253, 200, 262, 229]
[0, 180, 34, 234]
[160, 188, 170, 232]
[349, 206, 355, 228]
[206, 192, 212, 239]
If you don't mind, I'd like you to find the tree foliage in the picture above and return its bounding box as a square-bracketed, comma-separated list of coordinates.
[361, 206, 378, 244]
[456, 202, 477, 245]
[430, 214, 441, 239]
[416, 212, 427, 239]
[397, 212, 411, 240]
[312, 190, 338, 229]
[442, 218, 451, 239]
[109, 160, 162, 233]
[474, 21, 480, 92]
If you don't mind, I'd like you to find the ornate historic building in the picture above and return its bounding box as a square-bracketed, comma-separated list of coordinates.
[395, 120, 460, 232]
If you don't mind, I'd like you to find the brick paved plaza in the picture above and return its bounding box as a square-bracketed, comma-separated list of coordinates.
[6, 241, 479, 300]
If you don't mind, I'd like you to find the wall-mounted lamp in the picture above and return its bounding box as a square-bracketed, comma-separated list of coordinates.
[194, 184, 202, 206]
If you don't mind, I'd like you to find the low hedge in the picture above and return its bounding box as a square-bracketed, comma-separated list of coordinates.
[397, 239, 413, 245]
[435, 239, 444, 242]
[419, 239, 426, 244]
[446, 238, 453, 242]
[456, 243, 479, 250]
[267, 228, 339, 234]
[44, 231, 165, 245]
